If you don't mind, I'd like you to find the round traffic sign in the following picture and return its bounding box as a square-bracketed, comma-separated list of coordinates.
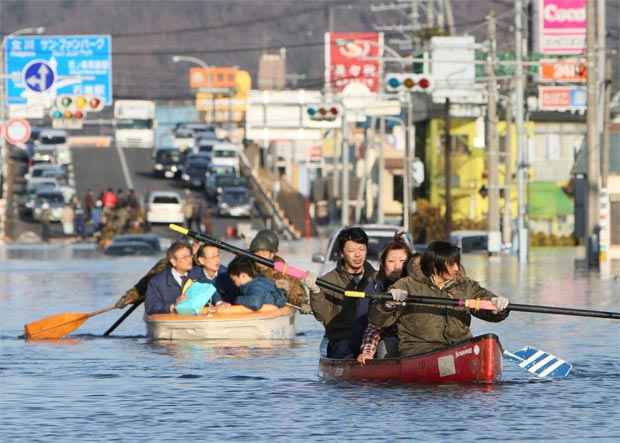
[5, 118, 32, 144]
[23, 60, 55, 93]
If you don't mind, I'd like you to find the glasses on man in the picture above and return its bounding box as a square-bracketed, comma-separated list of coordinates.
[201, 254, 220, 260]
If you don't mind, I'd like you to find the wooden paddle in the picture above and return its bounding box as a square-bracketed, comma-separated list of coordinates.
[24, 305, 117, 340]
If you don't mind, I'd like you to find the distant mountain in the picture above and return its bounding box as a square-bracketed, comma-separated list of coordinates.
[1, 0, 617, 100]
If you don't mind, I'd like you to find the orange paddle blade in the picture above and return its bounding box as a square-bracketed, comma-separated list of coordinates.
[24, 306, 116, 340]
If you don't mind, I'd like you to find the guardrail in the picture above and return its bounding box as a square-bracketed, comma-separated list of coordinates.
[238, 152, 301, 240]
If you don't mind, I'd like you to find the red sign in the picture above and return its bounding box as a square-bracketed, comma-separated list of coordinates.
[325, 32, 382, 93]
[4, 118, 31, 144]
[538, 85, 586, 111]
[540, 59, 586, 83]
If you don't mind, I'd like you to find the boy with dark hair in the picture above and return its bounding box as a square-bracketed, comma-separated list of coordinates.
[228, 256, 287, 311]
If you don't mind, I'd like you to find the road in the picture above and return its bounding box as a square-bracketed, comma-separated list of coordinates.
[70, 145, 242, 239]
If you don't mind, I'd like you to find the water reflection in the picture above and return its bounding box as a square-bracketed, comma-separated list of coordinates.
[146, 338, 299, 362]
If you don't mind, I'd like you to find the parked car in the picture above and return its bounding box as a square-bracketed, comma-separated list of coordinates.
[449, 230, 488, 254]
[172, 127, 195, 152]
[32, 190, 65, 222]
[36, 129, 70, 165]
[312, 224, 416, 275]
[205, 174, 249, 200]
[19, 181, 58, 218]
[104, 240, 158, 256]
[217, 187, 254, 218]
[153, 147, 183, 178]
[27, 177, 59, 194]
[110, 234, 162, 252]
[145, 191, 184, 224]
[181, 153, 211, 188]
[27, 164, 68, 185]
[210, 142, 241, 174]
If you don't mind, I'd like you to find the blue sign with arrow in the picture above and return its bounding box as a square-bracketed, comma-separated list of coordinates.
[4, 35, 112, 105]
[24, 60, 55, 92]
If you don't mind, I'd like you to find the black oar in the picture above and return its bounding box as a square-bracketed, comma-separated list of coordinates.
[103, 300, 143, 336]
[169, 224, 344, 294]
[359, 293, 620, 320]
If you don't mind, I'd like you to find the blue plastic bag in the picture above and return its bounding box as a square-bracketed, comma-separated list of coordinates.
[175, 282, 216, 315]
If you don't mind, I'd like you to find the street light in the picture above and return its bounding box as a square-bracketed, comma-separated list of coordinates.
[0, 26, 46, 242]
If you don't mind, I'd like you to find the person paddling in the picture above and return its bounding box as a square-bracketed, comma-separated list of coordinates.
[306, 227, 377, 359]
[368, 240, 510, 359]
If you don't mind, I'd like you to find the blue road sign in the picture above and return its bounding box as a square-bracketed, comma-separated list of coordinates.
[24, 60, 55, 92]
[5, 35, 112, 105]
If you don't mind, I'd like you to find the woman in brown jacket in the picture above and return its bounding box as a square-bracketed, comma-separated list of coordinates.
[368, 240, 510, 358]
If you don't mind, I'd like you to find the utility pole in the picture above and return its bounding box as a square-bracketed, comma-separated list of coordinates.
[403, 93, 413, 232]
[377, 117, 385, 224]
[597, 0, 609, 265]
[502, 87, 514, 248]
[444, 97, 452, 237]
[487, 10, 501, 254]
[514, 0, 528, 263]
[341, 107, 350, 226]
[585, 0, 599, 267]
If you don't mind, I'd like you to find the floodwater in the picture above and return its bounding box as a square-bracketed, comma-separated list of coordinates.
[2, 242, 620, 442]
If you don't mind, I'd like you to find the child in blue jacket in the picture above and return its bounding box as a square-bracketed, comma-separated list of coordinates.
[228, 256, 287, 311]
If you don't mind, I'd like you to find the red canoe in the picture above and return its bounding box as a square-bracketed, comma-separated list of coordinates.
[318, 334, 503, 384]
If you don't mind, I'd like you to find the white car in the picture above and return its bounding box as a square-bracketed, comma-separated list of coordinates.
[145, 191, 184, 224]
[37, 129, 71, 165]
[210, 142, 241, 174]
[312, 224, 415, 275]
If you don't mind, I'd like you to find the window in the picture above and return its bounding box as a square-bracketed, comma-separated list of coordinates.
[152, 196, 179, 204]
[545, 134, 561, 160]
[393, 174, 403, 203]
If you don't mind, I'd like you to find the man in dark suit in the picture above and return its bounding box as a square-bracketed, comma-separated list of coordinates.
[189, 244, 238, 305]
[145, 241, 194, 315]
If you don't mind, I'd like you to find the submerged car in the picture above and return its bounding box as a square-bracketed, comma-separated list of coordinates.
[312, 224, 415, 275]
[104, 240, 158, 256]
[110, 234, 162, 252]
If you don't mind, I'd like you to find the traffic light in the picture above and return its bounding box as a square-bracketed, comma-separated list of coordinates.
[385, 74, 433, 93]
[306, 104, 340, 121]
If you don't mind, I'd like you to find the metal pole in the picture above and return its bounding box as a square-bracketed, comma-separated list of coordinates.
[487, 10, 501, 254]
[444, 97, 452, 237]
[502, 86, 514, 248]
[515, 0, 528, 263]
[0, 35, 7, 241]
[341, 107, 349, 226]
[377, 117, 385, 224]
[403, 93, 412, 232]
[585, 0, 599, 266]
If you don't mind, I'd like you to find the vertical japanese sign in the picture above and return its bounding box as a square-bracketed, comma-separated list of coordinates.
[325, 32, 383, 93]
[539, 0, 586, 55]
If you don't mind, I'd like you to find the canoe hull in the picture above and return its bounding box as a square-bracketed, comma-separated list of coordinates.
[319, 334, 503, 384]
[145, 305, 296, 340]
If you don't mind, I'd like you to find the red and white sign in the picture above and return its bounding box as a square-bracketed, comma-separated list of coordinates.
[538, 85, 586, 111]
[3, 118, 31, 144]
[540, 59, 587, 82]
[325, 32, 383, 93]
[539, 0, 586, 55]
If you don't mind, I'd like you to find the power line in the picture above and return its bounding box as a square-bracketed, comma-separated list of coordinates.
[111, 1, 353, 38]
